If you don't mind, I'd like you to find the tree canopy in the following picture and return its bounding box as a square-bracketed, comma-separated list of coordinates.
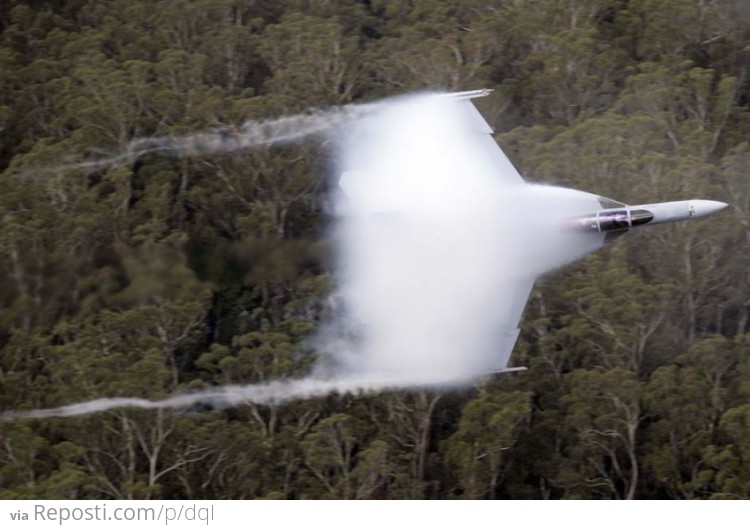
[1, 0, 749, 499]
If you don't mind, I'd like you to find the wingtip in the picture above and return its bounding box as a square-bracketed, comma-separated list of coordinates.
[494, 366, 527, 374]
[437, 89, 494, 100]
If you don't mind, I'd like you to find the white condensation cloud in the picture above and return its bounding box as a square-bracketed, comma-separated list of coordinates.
[4, 93, 604, 420]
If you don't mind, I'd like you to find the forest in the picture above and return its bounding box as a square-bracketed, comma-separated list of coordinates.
[1, 0, 749, 499]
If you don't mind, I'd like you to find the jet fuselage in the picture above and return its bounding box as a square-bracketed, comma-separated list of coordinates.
[569, 199, 728, 236]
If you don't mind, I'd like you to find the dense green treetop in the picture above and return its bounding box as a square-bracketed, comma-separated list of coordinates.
[0, 0, 749, 499]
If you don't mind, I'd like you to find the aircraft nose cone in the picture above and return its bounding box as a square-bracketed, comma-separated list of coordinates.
[691, 200, 729, 218]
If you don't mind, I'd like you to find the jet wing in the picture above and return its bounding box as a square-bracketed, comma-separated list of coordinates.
[493, 277, 534, 373]
[339, 90, 525, 210]
[442, 94, 534, 371]
[440, 90, 526, 186]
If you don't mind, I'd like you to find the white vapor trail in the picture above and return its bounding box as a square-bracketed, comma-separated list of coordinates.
[48, 102, 381, 173]
[2, 374, 458, 420]
[324, 93, 600, 380]
[4, 92, 603, 421]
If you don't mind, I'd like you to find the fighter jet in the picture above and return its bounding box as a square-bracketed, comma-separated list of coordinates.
[339, 89, 728, 374]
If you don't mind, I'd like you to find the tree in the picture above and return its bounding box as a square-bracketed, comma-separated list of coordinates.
[556, 368, 643, 499]
[443, 389, 531, 498]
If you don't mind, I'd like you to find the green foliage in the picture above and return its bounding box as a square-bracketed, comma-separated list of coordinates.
[0, 0, 748, 500]
[443, 390, 531, 498]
